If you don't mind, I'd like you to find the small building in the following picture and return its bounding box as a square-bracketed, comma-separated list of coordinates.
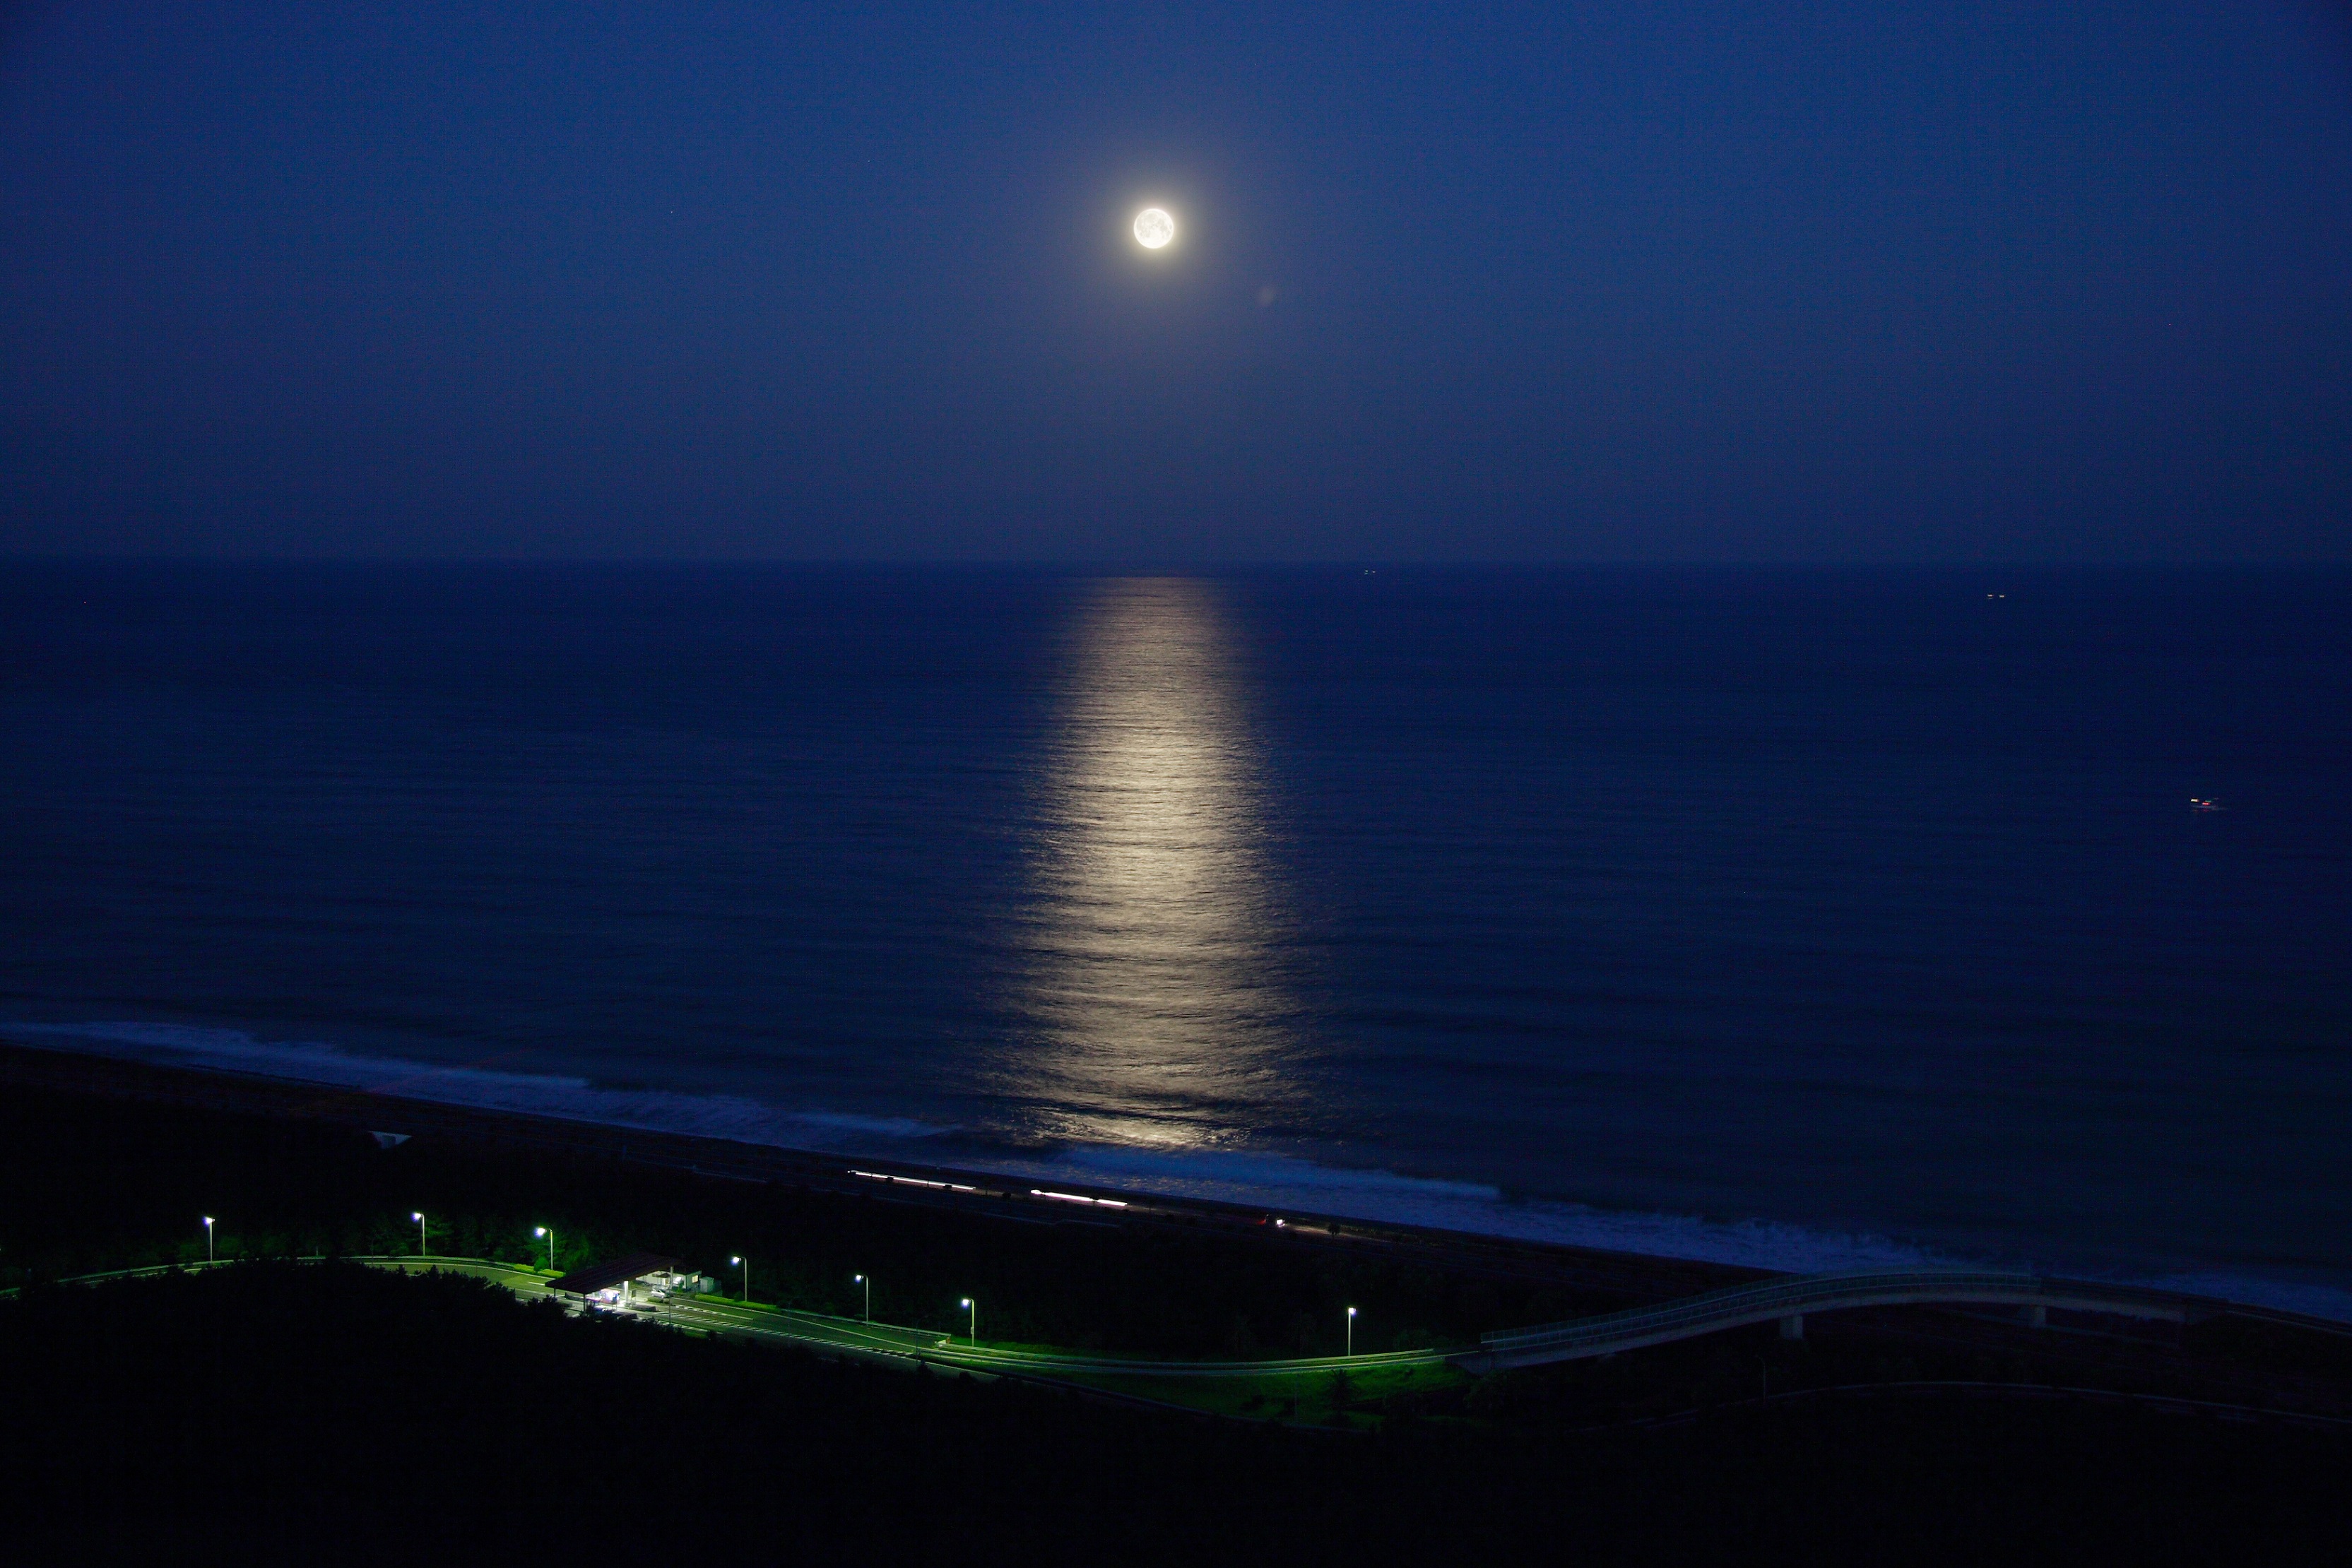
[543, 1252, 714, 1312]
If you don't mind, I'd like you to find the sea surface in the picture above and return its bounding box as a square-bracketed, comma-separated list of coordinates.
[3, 564, 2347, 1313]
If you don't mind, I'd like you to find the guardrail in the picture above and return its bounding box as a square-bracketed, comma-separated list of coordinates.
[13, 1256, 2300, 1382]
[1462, 1269, 2199, 1372]
[657, 1294, 1451, 1376]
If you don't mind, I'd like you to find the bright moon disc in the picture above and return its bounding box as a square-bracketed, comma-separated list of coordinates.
[1133, 208, 1175, 249]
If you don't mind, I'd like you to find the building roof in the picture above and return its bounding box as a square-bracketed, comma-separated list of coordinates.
[545, 1252, 680, 1297]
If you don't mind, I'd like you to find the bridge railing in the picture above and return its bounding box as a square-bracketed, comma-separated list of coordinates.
[1481, 1270, 2046, 1353]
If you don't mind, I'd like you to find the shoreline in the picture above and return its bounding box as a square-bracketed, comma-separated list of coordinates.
[6, 1036, 2346, 1334]
[0, 1038, 1761, 1304]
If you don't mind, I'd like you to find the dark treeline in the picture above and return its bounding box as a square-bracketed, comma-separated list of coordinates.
[0, 1075, 1612, 1356]
[5, 1263, 2346, 1562]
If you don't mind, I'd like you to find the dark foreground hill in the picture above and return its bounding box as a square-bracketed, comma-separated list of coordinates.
[4, 1262, 2344, 1564]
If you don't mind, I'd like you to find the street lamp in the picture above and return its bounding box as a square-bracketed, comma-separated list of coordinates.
[854, 1273, 869, 1322]
[534, 1226, 555, 1271]
[411, 1211, 427, 1258]
[731, 1255, 748, 1303]
[960, 1296, 976, 1346]
[1347, 1305, 1357, 1358]
[202, 1216, 214, 1264]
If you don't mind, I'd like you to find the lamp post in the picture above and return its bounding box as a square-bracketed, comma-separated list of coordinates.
[731, 1256, 747, 1303]
[1347, 1305, 1357, 1358]
[534, 1226, 555, 1271]
[202, 1216, 214, 1264]
[411, 1212, 427, 1257]
[854, 1273, 869, 1322]
[961, 1297, 976, 1347]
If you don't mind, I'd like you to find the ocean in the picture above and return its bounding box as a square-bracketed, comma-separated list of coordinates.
[3, 562, 2346, 1312]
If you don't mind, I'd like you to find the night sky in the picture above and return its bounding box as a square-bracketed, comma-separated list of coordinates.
[3, 4, 2347, 562]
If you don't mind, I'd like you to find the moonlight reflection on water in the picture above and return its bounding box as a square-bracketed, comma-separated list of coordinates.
[1005, 579, 1304, 1148]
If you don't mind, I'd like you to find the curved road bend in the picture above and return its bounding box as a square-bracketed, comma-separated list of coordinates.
[1461, 1269, 2203, 1372]
[20, 1256, 2331, 1390]
[17, 1256, 2336, 1432]
[370, 1258, 1436, 1378]
[365, 1259, 2259, 1384]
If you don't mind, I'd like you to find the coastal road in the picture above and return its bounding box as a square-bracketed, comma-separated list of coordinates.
[1462, 1269, 2206, 1372]
[362, 1257, 2278, 1386]
[366, 1257, 1443, 1381]
[21, 1254, 2327, 1394]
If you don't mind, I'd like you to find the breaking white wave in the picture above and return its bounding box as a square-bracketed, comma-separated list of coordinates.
[0, 1021, 943, 1148]
[1016, 1142, 1956, 1275]
[1015, 1144, 2352, 1319]
[9, 1018, 2348, 1321]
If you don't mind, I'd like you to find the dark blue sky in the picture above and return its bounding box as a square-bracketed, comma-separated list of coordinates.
[3, 3, 2348, 561]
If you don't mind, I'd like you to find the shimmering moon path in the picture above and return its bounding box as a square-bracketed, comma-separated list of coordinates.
[1003, 579, 1305, 1149]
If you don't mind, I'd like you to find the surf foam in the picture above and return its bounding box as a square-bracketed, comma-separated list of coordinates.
[0, 1021, 943, 1148]
[10, 1018, 2347, 1321]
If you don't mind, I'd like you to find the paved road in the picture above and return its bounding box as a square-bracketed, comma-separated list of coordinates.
[371, 1259, 2258, 1383]
[18, 1253, 2342, 1434]
[25, 1255, 2330, 1389]
[367, 1257, 1433, 1380]
[1462, 1269, 2200, 1371]
[379, 1255, 2352, 1385]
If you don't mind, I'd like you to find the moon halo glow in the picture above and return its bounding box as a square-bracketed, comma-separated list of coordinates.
[1133, 208, 1176, 249]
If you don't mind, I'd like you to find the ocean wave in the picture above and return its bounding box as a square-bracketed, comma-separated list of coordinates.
[1029, 1146, 2352, 1317]
[1019, 1143, 1954, 1275]
[9, 1018, 2346, 1321]
[0, 1021, 945, 1148]
[4, 1020, 1942, 1277]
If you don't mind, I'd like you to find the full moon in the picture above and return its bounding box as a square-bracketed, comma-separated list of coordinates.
[1133, 208, 1175, 249]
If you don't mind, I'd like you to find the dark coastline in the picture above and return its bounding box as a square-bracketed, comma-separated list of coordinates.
[0, 1036, 1760, 1305]
[9, 1036, 2350, 1347]
[8, 1035, 2352, 1561]
[10, 564, 2347, 1304]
